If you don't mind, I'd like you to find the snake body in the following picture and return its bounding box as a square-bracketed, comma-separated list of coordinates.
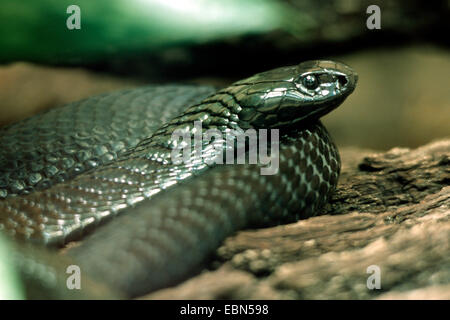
[0, 60, 357, 298]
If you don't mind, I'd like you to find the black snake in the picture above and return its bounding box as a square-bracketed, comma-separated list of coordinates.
[0, 60, 357, 299]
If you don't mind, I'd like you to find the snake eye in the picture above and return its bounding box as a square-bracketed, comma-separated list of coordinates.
[301, 74, 319, 90]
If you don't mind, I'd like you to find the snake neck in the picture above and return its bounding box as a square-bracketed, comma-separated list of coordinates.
[124, 87, 254, 162]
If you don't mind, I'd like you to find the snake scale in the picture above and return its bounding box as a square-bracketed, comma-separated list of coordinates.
[0, 60, 357, 299]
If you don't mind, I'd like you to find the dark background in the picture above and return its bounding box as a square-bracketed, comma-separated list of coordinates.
[0, 0, 448, 150]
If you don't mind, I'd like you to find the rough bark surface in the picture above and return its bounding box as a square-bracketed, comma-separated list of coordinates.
[143, 139, 450, 300]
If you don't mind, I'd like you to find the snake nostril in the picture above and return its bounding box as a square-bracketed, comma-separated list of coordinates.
[337, 75, 348, 87]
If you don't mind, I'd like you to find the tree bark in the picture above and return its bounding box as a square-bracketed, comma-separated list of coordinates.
[143, 139, 450, 299]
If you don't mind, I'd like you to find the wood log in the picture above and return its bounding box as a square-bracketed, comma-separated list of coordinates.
[143, 139, 450, 299]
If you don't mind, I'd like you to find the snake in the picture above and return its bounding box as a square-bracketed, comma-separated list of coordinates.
[0, 60, 357, 299]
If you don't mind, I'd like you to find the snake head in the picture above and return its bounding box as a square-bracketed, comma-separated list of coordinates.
[231, 60, 358, 129]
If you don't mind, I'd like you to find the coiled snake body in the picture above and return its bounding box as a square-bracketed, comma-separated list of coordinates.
[0, 60, 357, 298]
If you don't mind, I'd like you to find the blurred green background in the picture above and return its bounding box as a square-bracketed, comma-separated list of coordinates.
[0, 0, 449, 150]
